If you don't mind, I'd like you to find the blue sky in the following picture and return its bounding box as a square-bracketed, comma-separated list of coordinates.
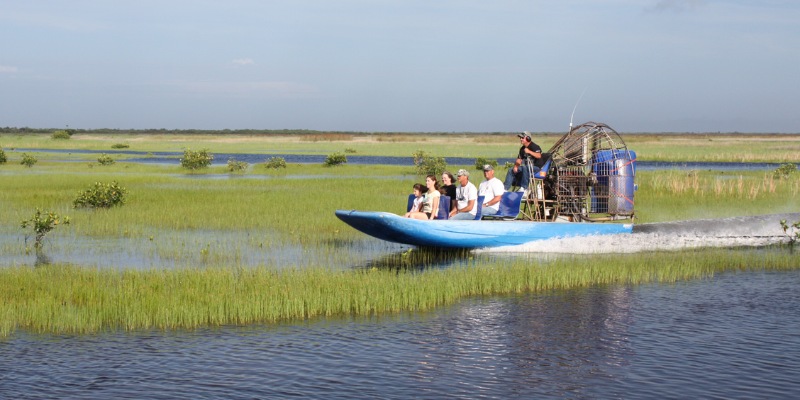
[1, 0, 798, 132]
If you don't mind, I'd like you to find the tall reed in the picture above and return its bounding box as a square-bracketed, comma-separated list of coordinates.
[1, 249, 798, 337]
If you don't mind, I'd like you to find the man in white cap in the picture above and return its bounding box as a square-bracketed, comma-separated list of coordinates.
[478, 164, 505, 216]
[504, 131, 542, 191]
[449, 169, 478, 220]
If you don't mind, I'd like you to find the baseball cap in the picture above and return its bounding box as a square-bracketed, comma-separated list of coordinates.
[482, 164, 493, 171]
[456, 169, 469, 177]
[517, 131, 531, 141]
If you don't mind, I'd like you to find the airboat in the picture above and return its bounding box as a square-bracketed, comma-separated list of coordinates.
[336, 122, 637, 248]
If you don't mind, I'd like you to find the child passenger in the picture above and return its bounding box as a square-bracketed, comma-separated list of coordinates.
[404, 183, 427, 218]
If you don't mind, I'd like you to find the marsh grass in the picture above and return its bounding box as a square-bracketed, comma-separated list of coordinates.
[1, 248, 797, 337]
[300, 133, 354, 142]
[623, 134, 800, 163]
[635, 170, 800, 222]
[1, 162, 797, 266]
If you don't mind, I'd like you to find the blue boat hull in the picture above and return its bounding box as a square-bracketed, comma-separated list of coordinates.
[335, 210, 633, 249]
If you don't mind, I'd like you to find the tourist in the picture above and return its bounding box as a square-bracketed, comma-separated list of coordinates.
[478, 164, 505, 216]
[403, 183, 427, 218]
[440, 171, 457, 213]
[408, 175, 441, 220]
[449, 169, 478, 220]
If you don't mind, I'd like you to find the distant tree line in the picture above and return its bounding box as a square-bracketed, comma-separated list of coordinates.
[0, 126, 515, 136]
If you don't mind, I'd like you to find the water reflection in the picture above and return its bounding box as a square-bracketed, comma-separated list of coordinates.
[420, 285, 635, 396]
[34, 249, 52, 267]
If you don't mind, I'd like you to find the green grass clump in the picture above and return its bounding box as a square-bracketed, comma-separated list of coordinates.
[1, 249, 797, 337]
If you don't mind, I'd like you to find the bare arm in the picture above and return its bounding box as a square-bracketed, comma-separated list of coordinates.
[485, 195, 502, 207]
[460, 199, 475, 213]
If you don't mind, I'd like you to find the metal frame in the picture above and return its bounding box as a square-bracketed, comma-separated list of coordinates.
[518, 122, 636, 223]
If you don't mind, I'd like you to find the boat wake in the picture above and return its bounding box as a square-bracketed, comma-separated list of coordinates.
[479, 213, 800, 254]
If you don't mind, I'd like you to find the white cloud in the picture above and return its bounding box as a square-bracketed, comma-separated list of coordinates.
[0, 65, 19, 73]
[232, 58, 255, 66]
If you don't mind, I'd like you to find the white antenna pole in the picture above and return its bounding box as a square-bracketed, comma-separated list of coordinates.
[569, 87, 587, 132]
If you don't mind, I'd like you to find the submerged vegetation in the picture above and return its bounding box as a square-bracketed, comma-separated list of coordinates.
[0, 131, 798, 337]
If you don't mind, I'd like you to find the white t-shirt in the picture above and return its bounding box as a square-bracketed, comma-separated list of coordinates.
[478, 177, 505, 213]
[455, 182, 478, 216]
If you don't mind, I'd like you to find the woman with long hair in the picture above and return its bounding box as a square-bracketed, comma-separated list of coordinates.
[408, 175, 441, 220]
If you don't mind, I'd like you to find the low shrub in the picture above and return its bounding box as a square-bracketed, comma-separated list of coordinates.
[781, 219, 800, 244]
[73, 181, 128, 208]
[0, 147, 6, 164]
[97, 154, 115, 166]
[21, 153, 37, 167]
[227, 158, 249, 172]
[263, 156, 287, 169]
[323, 152, 347, 167]
[412, 150, 447, 176]
[20, 209, 70, 249]
[300, 133, 354, 142]
[51, 130, 71, 140]
[111, 143, 130, 149]
[180, 148, 214, 170]
[474, 157, 498, 171]
[774, 163, 798, 179]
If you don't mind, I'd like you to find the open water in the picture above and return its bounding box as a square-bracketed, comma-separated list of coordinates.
[10, 147, 799, 171]
[2, 269, 799, 399]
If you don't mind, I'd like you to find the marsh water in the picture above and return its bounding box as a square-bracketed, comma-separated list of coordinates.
[2, 269, 799, 399]
[11, 147, 799, 171]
